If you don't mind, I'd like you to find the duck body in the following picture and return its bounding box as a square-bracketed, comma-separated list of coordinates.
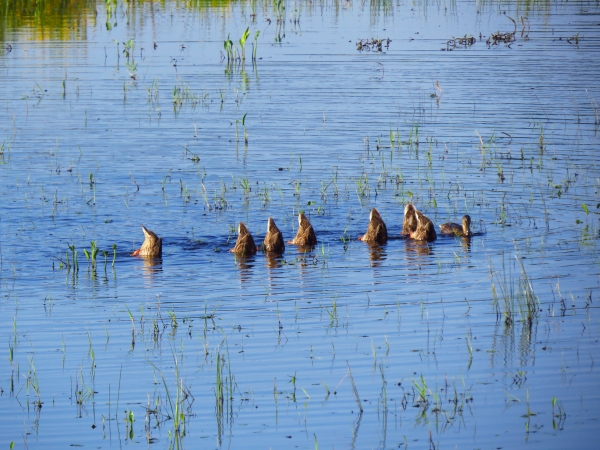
[262, 217, 285, 254]
[358, 208, 388, 244]
[230, 222, 257, 255]
[440, 215, 472, 237]
[401, 203, 418, 236]
[132, 225, 162, 257]
[410, 211, 437, 242]
[288, 213, 317, 247]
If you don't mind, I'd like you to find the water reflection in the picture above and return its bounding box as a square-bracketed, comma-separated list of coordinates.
[461, 236, 472, 253]
[404, 239, 434, 256]
[0, 0, 556, 45]
[265, 252, 283, 269]
[402, 239, 435, 272]
[234, 254, 254, 283]
[138, 257, 162, 282]
[367, 243, 386, 267]
[490, 319, 538, 370]
[0, 0, 95, 41]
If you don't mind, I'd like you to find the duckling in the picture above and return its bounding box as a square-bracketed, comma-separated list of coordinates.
[230, 222, 257, 255]
[410, 211, 437, 242]
[131, 225, 162, 257]
[262, 217, 285, 254]
[440, 215, 472, 237]
[358, 208, 388, 244]
[287, 212, 317, 247]
[401, 203, 418, 236]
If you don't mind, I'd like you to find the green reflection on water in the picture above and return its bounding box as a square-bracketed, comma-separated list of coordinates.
[0, 0, 242, 41]
[0, 0, 552, 42]
[1, 0, 96, 40]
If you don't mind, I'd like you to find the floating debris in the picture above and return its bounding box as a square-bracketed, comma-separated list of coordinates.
[566, 33, 581, 46]
[487, 30, 516, 46]
[356, 38, 391, 52]
[446, 35, 476, 50]
[487, 16, 517, 47]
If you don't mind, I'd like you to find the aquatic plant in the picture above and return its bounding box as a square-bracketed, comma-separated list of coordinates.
[148, 351, 192, 448]
[274, 0, 285, 23]
[224, 33, 234, 67]
[239, 27, 250, 62]
[412, 373, 427, 405]
[252, 30, 260, 62]
[347, 362, 363, 412]
[83, 241, 99, 270]
[242, 112, 248, 144]
[515, 255, 538, 324]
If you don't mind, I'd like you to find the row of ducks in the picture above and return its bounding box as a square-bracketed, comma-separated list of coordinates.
[132, 203, 472, 258]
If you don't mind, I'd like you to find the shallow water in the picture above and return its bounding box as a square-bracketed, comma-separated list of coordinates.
[1, 0, 599, 448]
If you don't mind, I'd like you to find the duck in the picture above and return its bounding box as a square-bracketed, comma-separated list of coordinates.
[262, 217, 285, 254]
[131, 225, 162, 257]
[287, 212, 317, 247]
[401, 203, 418, 236]
[410, 210, 437, 242]
[230, 222, 257, 255]
[440, 215, 472, 237]
[358, 208, 388, 244]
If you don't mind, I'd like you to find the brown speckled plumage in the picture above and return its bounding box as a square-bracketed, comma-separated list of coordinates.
[131, 225, 163, 257]
[440, 215, 472, 237]
[230, 222, 257, 255]
[401, 203, 418, 236]
[288, 213, 317, 247]
[262, 217, 285, 254]
[410, 211, 437, 242]
[358, 208, 388, 244]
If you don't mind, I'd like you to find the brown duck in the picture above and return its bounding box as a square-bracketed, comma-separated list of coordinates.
[262, 217, 285, 254]
[410, 211, 437, 242]
[230, 222, 257, 255]
[440, 215, 472, 237]
[287, 212, 317, 247]
[358, 208, 388, 244]
[131, 225, 162, 257]
[401, 203, 418, 236]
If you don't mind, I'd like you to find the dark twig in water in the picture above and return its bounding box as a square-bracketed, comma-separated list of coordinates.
[446, 35, 475, 50]
[356, 38, 391, 52]
[487, 16, 517, 47]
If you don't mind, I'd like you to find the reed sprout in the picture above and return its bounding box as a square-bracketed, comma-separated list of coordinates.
[224, 34, 234, 63]
[83, 241, 99, 270]
[68, 244, 79, 272]
[346, 362, 363, 412]
[412, 374, 427, 405]
[252, 30, 260, 62]
[242, 113, 248, 144]
[239, 27, 250, 62]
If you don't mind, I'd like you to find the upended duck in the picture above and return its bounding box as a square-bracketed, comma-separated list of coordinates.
[358, 208, 388, 244]
[402, 203, 436, 242]
[440, 215, 472, 237]
[262, 217, 285, 254]
[230, 222, 257, 255]
[131, 225, 162, 257]
[287, 212, 317, 247]
[401, 203, 418, 236]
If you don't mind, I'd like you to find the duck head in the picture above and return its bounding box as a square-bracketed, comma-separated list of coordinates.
[462, 215, 472, 237]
